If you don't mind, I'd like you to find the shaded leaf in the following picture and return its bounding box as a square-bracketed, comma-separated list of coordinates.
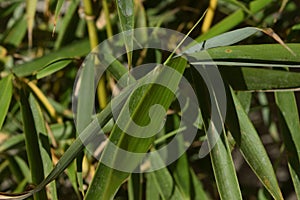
[220, 67, 300, 91]
[275, 92, 300, 198]
[19, 88, 47, 200]
[2, 15, 27, 47]
[0, 75, 13, 130]
[29, 95, 58, 200]
[148, 152, 184, 200]
[85, 57, 187, 199]
[116, 0, 134, 67]
[13, 39, 90, 77]
[26, 0, 37, 48]
[226, 87, 283, 199]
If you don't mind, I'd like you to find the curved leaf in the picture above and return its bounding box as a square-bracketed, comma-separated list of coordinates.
[84, 58, 187, 200]
[226, 87, 283, 200]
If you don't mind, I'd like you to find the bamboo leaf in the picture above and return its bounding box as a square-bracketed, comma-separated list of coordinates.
[203, 44, 300, 63]
[13, 156, 31, 182]
[169, 116, 190, 199]
[196, 0, 273, 42]
[275, 92, 300, 198]
[19, 87, 47, 200]
[145, 173, 160, 200]
[65, 160, 81, 199]
[0, 134, 24, 152]
[0, 2, 21, 18]
[189, 65, 241, 199]
[53, 0, 65, 35]
[236, 91, 251, 112]
[190, 169, 210, 200]
[220, 67, 300, 91]
[7, 156, 24, 182]
[0, 75, 13, 130]
[13, 39, 90, 77]
[54, 0, 81, 49]
[75, 54, 95, 133]
[85, 57, 187, 199]
[74, 51, 96, 197]
[36, 59, 72, 79]
[29, 95, 58, 200]
[128, 174, 142, 200]
[275, 92, 300, 153]
[226, 87, 283, 200]
[2, 15, 27, 47]
[0, 48, 138, 200]
[116, 0, 134, 68]
[209, 133, 242, 200]
[50, 121, 75, 140]
[26, 81, 60, 122]
[181, 27, 259, 55]
[148, 152, 184, 200]
[26, 0, 37, 48]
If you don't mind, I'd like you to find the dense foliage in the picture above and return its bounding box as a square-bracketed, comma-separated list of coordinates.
[0, 0, 300, 199]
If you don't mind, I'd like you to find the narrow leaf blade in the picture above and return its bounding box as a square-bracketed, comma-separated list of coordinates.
[0, 75, 13, 129]
[227, 87, 283, 200]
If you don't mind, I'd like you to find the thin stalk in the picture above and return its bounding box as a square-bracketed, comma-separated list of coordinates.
[102, 0, 113, 38]
[84, 0, 99, 47]
[83, 0, 107, 109]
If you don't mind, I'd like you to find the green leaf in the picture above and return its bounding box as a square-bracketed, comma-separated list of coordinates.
[75, 55, 95, 133]
[204, 44, 300, 63]
[169, 116, 190, 199]
[0, 1, 21, 18]
[2, 15, 27, 47]
[196, 0, 273, 42]
[0, 134, 24, 152]
[54, 0, 65, 26]
[0, 74, 13, 130]
[65, 160, 81, 199]
[128, 174, 143, 200]
[145, 173, 160, 200]
[148, 153, 184, 200]
[190, 169, 210, 200]
[209, 133, 242, 200]
[50, 121, 75, 140]
[7, 156, 24, 182]
[0, 46, 136, 199]
[236, 91, 251, 113]
[275, 92, 300, 198]
[54, 0, 81, 49]
[85, 57, 187, 199]
[19, 87, 48, 200]
[13, 156, 31, 182]
[74, 52, 98, 196]
[116, 0, 134, 67]
[12, 39, 90, 77]
[26, 0, 37, 47]
[220, 67, 300, 91]
[36, 59, 73, 79]
[182, 27, 259, 55]
[29, 95, 58, 200]
[190, 65, 241, 199]
[226, 87, 283, 200]
[116, 0, 134, 33]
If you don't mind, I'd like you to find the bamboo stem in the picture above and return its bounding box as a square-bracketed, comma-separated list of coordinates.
[102, 0, 113, 38]
[83, 0, 107, 109]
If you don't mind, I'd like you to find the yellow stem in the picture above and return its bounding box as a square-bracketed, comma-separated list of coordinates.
[83, 0, 108, 109]
[201, 0, 217, 33]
